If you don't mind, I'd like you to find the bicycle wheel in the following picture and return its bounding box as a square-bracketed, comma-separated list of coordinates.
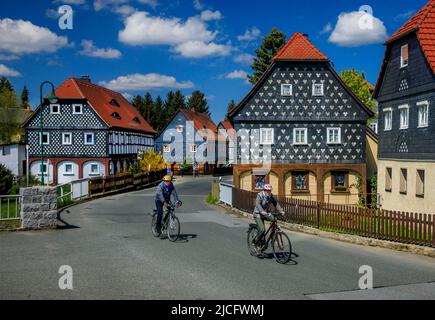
[167, 215, 180, 242]
[272, 232, 292, 264]
[151, 214, 160, 237]
[247, 226, 259, 256]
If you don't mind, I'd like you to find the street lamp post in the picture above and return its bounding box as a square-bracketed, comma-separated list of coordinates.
[39, 81, 58, 185]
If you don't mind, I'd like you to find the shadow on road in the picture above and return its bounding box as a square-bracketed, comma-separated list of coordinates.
[257, 251, 299, 265]
[177, 234, 198, 243]
[159, 234, 198, 243]
[57, 210, 80, 230]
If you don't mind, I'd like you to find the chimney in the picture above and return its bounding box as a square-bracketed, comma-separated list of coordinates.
[80, 75, 91, 83]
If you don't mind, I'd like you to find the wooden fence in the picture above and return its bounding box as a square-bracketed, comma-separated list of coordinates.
[232, 187, 435, 248]
[89, 170, 166, 196]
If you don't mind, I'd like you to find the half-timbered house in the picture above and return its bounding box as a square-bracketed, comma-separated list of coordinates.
[23, 76, 155, 184]
[228, 32, 375, 204]
[374, 0, 435, 214]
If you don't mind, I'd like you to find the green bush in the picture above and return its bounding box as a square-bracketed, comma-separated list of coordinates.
[0, 164, 13, 195]
[205, 192, 218, 205]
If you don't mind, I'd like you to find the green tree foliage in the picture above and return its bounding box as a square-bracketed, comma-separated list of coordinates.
[340, 69, 377, 114]
[187, 90, 210, 116]
[226, 99, 236, 119]
[20, 86, 30, 109]
[0, 85, 25, 144]
[0, 164, 14, 195]
[248, 28, 287, 85]
[132, 89, 211, 135]
[0, 77, 13, 92]
[163, 91, 177, 123]
[143, 92, 154, 123]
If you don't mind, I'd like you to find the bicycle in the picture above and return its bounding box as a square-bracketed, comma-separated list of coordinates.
[151, 201, 181, 242]
[247, 213, 292, 264]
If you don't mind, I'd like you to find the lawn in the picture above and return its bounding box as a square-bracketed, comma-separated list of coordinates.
[0, 197, 20, 219]
[57, 184, 73, 208]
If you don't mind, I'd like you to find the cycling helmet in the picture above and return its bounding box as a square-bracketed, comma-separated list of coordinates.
[162, 175, 172, 182]
[263, 184, 272, 191]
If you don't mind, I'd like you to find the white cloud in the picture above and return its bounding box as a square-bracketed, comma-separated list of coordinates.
[121, 92, 133, 100]
[138, 0, 158, 9]
[80, 40, 122, 59]
[119, 12, 216, 46]
[94, 0, 156, 11]
[54, 0, 87, 4]
[174, 41, 231, 58]
[46, 8, 61, 19]
[193, 0, 203, 10]
[234, 53, 254, 65]
[394, 10, 415, 22]
[99, 73, 194, 91]
[0, 54, 19, 61]
[118, 11, 230, 58]
[320, 23, 333, 35]
[329, 11, 388, 47]
[0, 64, 21, 77]
[200, 10, 222, 21]
[94, 0, 128, 11]
[112, 5, 136, 16]
[0, 18, 68, 55]
[223, 70, 248, 79]
[237, 27, 261, 42]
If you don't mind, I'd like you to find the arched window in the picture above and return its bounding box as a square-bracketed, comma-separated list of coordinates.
[111, 112, 121, 119]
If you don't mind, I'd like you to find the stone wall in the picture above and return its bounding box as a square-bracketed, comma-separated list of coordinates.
[20, 186, 58, 230]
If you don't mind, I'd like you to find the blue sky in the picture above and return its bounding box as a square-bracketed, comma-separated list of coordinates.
[0, 0, 428, 124]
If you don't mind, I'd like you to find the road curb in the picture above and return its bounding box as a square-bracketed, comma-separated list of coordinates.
[216, 203, 435, 259]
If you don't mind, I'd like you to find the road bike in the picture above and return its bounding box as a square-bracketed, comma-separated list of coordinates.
[247, 213, 292, 264]
[152, 201, 181, 242]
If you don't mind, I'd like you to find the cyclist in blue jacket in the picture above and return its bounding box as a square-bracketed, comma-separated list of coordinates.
[155, 175, 181, 235]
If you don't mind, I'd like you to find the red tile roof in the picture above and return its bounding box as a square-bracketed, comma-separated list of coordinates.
[179, 109, 219, 140]
[374, 0, 435, 97]
[218, 120, 236, 141]
[386, 0, 435, 73]
[55, 78, 156, 134]
[274, 32, 329, 61]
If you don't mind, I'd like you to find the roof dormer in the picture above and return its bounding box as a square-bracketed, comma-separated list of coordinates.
[111, 112, 121, 119]
[110, 99, 120, 107]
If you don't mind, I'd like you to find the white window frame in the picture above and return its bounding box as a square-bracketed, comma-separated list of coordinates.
[64, 163, 74, 176]
[293, 128, 308, 145]
[401, 44, 409, 68]
[40, 132, 50, 145]
[62, 132, 72, 145]
[260, 128, 274, 145]
[399, 104, 409, 130]
[417, 101, 429, 128]
[190, 144, 197, 153]
[383, 108, 393, 131]
[72, 104, 83, 114]
[163, 144, 170, 153]
[327, 127, 341, 145]
[281, 84, 293, 97]
[84, 132, 94, 145]
[312, 83, 324, 96]
[39, 163, 48, 176]
[90, 163, 100, 175]
[50, 104, 60, 114]
[176, 125, 184, 133]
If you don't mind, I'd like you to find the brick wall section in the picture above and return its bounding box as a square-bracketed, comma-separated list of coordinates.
[20, 187, 58, 230]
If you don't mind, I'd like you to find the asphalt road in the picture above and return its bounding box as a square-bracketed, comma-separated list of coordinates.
[1, 176, 435, 300]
